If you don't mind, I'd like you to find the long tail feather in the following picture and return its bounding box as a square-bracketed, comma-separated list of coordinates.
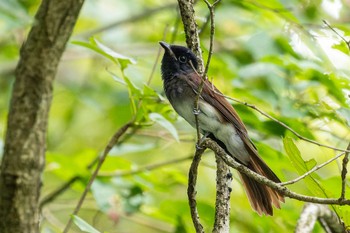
[239, 154, 284, 215]
[208, 133, 284, 215]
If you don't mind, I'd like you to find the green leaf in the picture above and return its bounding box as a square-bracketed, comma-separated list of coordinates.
[283, 137, 327, 197]
[106, 70, 126, 85]
[72, 38, 135, 70]
[174, 216, 188, 233]
[332, 41, 349, 55]
[94, 39, 136, 70]
[123, 75, 141, 97]
[336, 107, 350, 126]
[283, 137, 315, 173]
[109, 143, 156, 156]
[149, 113, 179, 142]
[72, 215, 101, 233]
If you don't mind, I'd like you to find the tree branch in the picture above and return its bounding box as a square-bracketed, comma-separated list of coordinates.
[323, 20, 350, 52]
[177, 1, 231, 232]
[177, 0, 204, 73]
[213, 91, 350, 153]
[212, 155, 231, 233]
[0, 1, 84, 232]
[340, 143, 350, 200]
[187, 146, 206, 233]
[295, 203, 345, 233]
[202, 0, 220, 80]
[281, 151, 345, 186]
[201, 138, 350, 205]
[39, 176, 83, 210]
[63, 121, 133, 233]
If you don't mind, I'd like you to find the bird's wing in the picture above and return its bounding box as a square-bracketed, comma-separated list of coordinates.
[185, 72, 258, 153]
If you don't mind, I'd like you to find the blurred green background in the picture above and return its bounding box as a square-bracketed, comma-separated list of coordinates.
[1, 0, 350, 232]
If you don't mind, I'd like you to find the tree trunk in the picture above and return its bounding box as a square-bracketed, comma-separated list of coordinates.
[0, 0, 84, 232]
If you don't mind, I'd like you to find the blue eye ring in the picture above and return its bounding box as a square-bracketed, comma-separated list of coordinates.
[179, 55, 187, 63]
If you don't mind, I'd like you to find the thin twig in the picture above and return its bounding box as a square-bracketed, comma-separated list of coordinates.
[60, 19, 167, 232]
[187, 146, 206, 233]
[39, 176, 83, 209]
[63, 121, 133, 233]
[198, 13, 211, 36]
[212, 89, 350, 153]
[340, 143, 350, 200]
[323, 20, 350, 52]
[202, 138, 350, 205]
[295, 203, 345, 233]
[202, 0, 220, 80]
[147, 25, 169, 86]
[177, 0, 204, 72]
[281, 151, 345, 186]
[79, 3, 177, 38]
[193, 0, 220, 143]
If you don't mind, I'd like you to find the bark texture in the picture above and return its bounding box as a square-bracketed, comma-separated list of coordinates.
[177, 0, 204, 73]
[295, 203, 346, 233]
[212, 156, 231, 233]
[0, 0, 84, 232]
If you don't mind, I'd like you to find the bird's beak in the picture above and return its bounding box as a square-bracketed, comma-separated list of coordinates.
[159, 41, 177, 61]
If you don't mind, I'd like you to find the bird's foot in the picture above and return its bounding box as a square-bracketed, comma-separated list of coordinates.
[195, 143, 203, 150]
[193, 108, 201, 115]
[196, 132, 210, 150]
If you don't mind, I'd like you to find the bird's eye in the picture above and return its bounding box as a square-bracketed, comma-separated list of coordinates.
[178, 55, 187, 63]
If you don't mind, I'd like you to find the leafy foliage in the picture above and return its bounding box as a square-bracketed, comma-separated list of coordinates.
[1, 0, 350, 232]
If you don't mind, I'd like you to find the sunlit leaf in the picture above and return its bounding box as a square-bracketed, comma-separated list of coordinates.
[94, 39, 135, 63]
[72, 215, 101, 233]
[94, 39, 136, 70]
[336, 107, 350, 126]
[72, 38, 135, 70]
[283, 137, 328, 197]
[109, 143, 156, 156]
[332, 41, 350, 55]
[106, 70, 126, 85]
[124, 75, 141, 97]
[149, 113, 179, 142]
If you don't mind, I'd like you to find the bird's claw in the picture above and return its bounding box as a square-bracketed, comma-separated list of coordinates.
[193, 108, 201, 115]
[196, 143, 204, 150]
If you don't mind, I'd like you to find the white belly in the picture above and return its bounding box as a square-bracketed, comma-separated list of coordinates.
[173, 99, 250, 163]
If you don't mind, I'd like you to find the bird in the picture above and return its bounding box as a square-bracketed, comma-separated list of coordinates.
[159, 41, 284, 215]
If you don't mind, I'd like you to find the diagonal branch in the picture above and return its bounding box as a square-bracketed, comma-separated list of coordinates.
[295, 203, 345, 233]
[281, 151, 345, 186]
[340, 143, 350, 200]
[177, 0, 204, 73]
[63, 121, 133, 233]
[187, 146, 206, 233]
[323, 20, 350, 52]
[201, 138, 350, 205]
[212, 90, 350, 153]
